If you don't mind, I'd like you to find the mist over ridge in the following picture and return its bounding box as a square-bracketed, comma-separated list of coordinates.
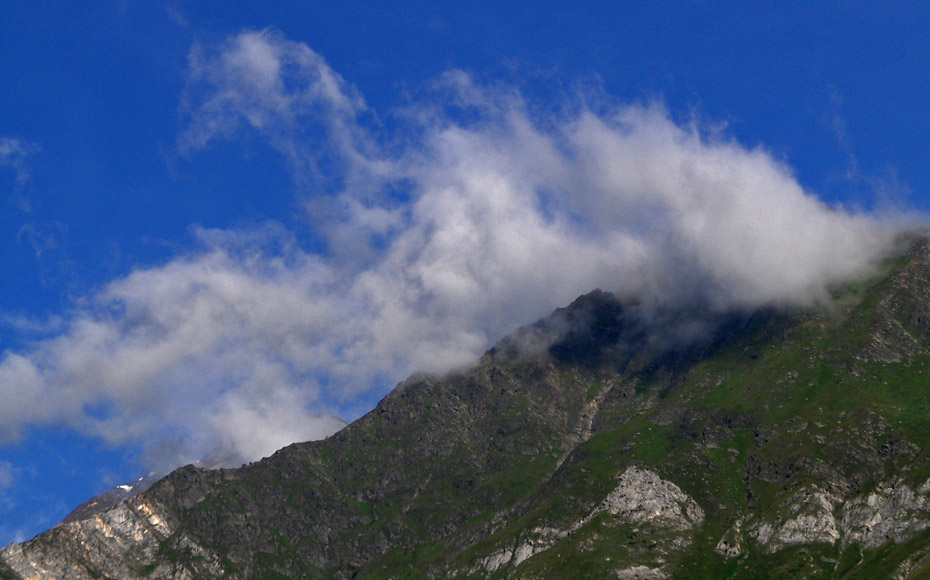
[0, 29, 918, 474]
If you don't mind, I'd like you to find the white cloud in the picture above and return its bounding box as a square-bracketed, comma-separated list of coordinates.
[179, 29, 385, 189]
[0, 30, 911, 473]
[0, 226, 352, 469]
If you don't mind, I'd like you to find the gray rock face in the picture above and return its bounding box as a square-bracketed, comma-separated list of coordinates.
[841, 479, 930, 550]
[614, 565, 669, 579]
[479, 466, 703, 574]
[0, 495, 227, 580]
[714, 520, 743, 558]
[480, 526, 568, 572]
[587, 466, 704, 532]
[748, 487, 842, 552]
[732, 478, 930, 556]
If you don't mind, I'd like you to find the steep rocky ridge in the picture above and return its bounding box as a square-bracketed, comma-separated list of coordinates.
[4, 237, 930, 578]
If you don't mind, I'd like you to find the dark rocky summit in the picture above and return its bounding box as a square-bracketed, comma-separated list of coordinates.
[5, 237, 930, 579]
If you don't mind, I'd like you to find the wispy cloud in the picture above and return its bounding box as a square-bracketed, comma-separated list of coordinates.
[0, 137, 40, 189]
[0, 137, 41, 217]
[826, 90, 916, 214]
[179, 29, 386, 191]
[0, 136, 70, 277]
[0, 461, 13, 491]
[0, 30, 911, 473]
[829, 90, 860, 182]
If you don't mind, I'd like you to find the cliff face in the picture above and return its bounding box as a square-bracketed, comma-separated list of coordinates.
[4, 239, 930, 579]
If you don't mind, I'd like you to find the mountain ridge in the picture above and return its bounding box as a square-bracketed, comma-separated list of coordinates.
[3, 235, 930, 579]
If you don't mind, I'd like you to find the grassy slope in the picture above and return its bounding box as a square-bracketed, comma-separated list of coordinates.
[379, 248, 930, 579]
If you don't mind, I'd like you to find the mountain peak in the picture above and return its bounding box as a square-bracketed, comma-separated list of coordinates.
[4, 237, 930, 579]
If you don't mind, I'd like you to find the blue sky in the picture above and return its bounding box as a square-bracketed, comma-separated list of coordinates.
[1, 2, 928, 545]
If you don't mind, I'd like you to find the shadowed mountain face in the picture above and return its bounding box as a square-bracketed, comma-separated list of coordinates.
[4, 239, 930, 579]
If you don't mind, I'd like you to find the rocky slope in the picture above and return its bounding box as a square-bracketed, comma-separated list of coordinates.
[4, 238, 930, 579]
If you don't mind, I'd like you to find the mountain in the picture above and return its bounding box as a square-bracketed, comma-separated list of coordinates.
[4, 236, 930, 579]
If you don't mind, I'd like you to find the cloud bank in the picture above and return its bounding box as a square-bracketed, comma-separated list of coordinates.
[0, 30, 908, 471]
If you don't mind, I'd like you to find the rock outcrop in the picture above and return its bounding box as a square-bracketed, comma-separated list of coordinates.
[587, 466, 705, 532]
[0, 495, 225, 580]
